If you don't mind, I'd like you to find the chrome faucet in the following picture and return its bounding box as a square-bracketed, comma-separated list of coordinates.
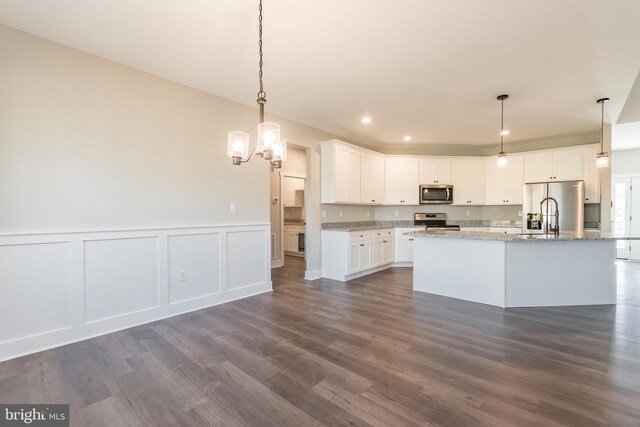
[540, 197, 560, 236]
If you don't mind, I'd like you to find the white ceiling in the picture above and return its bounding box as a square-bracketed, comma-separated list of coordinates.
[1, 0, 640, 147]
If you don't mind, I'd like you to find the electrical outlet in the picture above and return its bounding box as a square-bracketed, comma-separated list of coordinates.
[367, 210, 371, 217]
[178, 270, 187, 282]
[229, 202, 237, 213]
[518, 210, 523, 216]
[339, 210, 343, 217]
[466, 210, 471, 216]
[394, 210, 399, 217]
[321, 210, 327, 218]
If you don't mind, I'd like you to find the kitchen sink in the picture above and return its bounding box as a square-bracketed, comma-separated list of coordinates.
[517, 233, 558, 239]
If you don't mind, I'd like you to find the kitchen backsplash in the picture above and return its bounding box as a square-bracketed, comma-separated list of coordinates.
[321, 203, 601, 228]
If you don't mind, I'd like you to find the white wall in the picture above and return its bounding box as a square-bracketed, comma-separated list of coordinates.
[613, 148, 640, 175]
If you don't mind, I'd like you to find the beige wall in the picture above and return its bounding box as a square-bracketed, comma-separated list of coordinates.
[282, 146, 307, 176]
[0, 25, 349, 277]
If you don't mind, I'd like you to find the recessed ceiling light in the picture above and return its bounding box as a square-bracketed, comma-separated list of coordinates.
[361, 117, 372, 124]
[500, 130, 510, 136]
[403, 135, 412, 142]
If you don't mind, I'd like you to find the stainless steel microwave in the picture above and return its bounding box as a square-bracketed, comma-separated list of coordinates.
[419, 184, 453, 204]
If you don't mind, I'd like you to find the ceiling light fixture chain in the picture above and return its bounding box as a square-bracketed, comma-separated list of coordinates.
[257, 0, 266, 120]
[595, 97, 610, 168]
[496, 94, 509, 168]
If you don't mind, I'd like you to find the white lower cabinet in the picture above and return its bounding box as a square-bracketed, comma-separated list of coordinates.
[394, 227, 424, 263]
[372, 237, 394, 267]
[349, 241, 372, 274]
[322, 228, 397, 281]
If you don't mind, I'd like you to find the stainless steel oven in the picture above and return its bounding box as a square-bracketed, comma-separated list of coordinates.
[419, 184, 453, 204]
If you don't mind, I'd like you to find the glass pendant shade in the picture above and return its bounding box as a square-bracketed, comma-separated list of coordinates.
[596, 151, 609, 168]
[227, 131, 250, 159]
[256, 122, 281, 156]
[497, 151, 508, 168]
[272, 137, 287, 162]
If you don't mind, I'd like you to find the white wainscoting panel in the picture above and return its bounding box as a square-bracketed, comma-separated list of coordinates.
[0, 223, 271, 362]
[227, 230, 267, 290]
[0, 242, 72, 343]
[168, 233, 221, 303]
[84, 237, 160, 323]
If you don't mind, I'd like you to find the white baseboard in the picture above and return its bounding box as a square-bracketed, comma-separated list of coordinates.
[305, 269, 322, 280]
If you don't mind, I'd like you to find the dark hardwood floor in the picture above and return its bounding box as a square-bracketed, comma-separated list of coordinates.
[2, 256, 640, 426]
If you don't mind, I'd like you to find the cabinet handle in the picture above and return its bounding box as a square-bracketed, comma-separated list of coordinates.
[409, 239, 413, 241]
[360, 244, 364, 247]
[383, 240, 387, 243]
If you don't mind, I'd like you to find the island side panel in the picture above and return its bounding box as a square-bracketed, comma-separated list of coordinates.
[412, 237, 507, 307]
[504, 240, 617, 307]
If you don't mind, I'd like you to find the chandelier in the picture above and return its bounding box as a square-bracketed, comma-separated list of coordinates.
[227, 0, 286, 168]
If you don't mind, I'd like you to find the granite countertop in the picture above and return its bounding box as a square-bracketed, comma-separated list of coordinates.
[404, 230, 640, 242]
[322, 221, 415, 231]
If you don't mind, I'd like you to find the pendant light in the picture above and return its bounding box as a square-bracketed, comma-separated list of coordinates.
[595, 97, 610, 168]
[227, 0, 286, 168]
[496, 94, 509, 168]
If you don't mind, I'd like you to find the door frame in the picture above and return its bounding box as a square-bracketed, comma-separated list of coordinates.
[612, 174, 635, 259]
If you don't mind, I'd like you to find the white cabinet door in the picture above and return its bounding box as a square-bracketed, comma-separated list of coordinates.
[372, 239, 384, 267]
[361, 153, 385, 204]
[553, 148, 583, 181]
[348, 242, 362, 273]
[395, 236, 413, 262]
[504, 156, 525, 204]
[372, 238, 394, 267]
[485, 156, 524, 205]
[382, 238, 394, 264]
[582, 145, 600, 203]
[420, 158, 452, 184]
[323, 142, 361, 204]
[285, 231, 299, 252]
[485, 157, 507, 205]
[524, 151, 554, 183]
[349, 241, 372, 273]
[384, 157, 420, 205]
[452, 158, 485, 205]
[282, 176, 304, 207]
[335, 145, 361, 203]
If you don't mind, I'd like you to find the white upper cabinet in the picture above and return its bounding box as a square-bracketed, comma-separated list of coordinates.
[452, 158, 485, 205]
[360, 152, 385, 204]
[282, 176, 305, 207]
[420, 158, 452, 184]
[581, 145, 600, 203]
[384, 157, 420, 205]
[321, 140, 600, 207]
[320, 140, 361, 204]
[524, 147, 582, 183]
[485, 155, 525, 205]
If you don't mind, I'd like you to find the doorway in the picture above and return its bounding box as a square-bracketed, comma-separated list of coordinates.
[270, 145, 308, 269]
[612, 176, 640, 260]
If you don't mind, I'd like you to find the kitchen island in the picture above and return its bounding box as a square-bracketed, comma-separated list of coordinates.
[406, 230, 640, 308]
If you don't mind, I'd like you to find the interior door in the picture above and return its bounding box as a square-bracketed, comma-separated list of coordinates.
[631, 177, 640, 261]
[612, 177, 631, 259]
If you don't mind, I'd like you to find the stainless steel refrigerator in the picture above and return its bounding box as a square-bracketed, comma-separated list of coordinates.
[522, 181, 585, 234]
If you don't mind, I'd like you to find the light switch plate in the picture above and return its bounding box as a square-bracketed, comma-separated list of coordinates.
[229, 202, 237, 212]
[321, 210, 327, 218]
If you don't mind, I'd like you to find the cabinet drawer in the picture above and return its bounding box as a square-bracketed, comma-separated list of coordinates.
[349, 230, 372, 242]
[372, 229, 394, 239]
